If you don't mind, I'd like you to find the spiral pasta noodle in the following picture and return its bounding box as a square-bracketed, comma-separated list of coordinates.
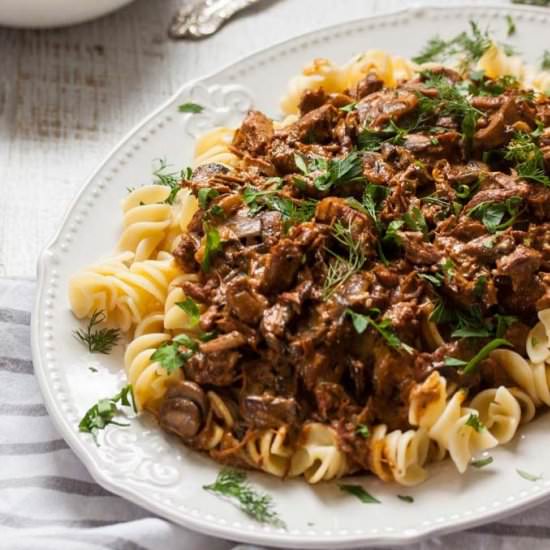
[244, 426, 293, 478]
[193, 127, 240, 168]
[369, 425, 430, 486]
[289, 423, 348, 483]
[118, 185, 173, 262]
[123, 323, 181, 411]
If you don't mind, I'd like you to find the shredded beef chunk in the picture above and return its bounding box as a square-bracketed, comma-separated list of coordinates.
[156, 65, 550, 478]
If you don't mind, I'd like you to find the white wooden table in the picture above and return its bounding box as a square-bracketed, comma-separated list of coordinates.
[0, 0, 505, 278]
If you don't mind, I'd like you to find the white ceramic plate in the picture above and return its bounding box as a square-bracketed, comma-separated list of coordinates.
[32, 4, 550, 548]
[0, 0, 134, 28]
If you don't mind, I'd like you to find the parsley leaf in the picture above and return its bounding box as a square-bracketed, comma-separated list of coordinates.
[542, 50, 550, 71]
[403, 207, 428, 235]
[346, 308, 412, 353]
[356, 424, 370, 438]
[178, 102, 204, 114]
[73, 310, 121, 354]
[198, 187, 219, 209]
[151, 342, 187, 374]
[467, 197, 523, 233]
[309, 152, 364, 192]
[465, 413, 485, 432]
[79, 385, 136, 443]
[505, 129, 550, 187]
[176, 298, 201, 328]
[444, 356, 468, 367]
[339, 484, 380, 504]
[397, 495, 414, 503]
[472, 456, 494, 468]
[201, 224, 222, 272]
[506, 15, 516, 36]
[204, 469, 285, 527]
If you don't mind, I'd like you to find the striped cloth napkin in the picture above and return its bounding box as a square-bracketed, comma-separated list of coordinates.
[2, 275, 550, 550]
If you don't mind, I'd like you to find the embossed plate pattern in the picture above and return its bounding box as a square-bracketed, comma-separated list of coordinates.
[32, 5, 550, 548]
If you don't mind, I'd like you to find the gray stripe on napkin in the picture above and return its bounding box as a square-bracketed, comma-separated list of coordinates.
[0, 440, 69, 455]
[0, 308, 31, 326]
[0, 476, 113, 497]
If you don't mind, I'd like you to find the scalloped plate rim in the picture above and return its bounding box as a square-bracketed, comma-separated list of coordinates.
[32, 3, 550, 548]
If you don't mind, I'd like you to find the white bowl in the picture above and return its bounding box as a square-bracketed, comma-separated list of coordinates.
[0, 0, 135, 28]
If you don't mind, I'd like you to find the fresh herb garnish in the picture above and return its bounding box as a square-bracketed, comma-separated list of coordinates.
[198, 187, 219, 209]
[151, 333, 199, 374]
[402, 207, 429, 235]
[472, 456, 494, 468]
[340, 102, 357, 113]
[346, 309, 412, 353]
[73, 310, 121, 354]
[474, 276, 487, 299]
[412, 21, 492, 71]
[465, 413, 485, 432]
[505, 128, 550, 187]
[339, 484, 380, 504]
[176, 298, 201, 327]
[542, 50, 550, 71]
[419, 273, 444, 287]
[153, 159, 192, 204]
[462, 338, 512, 374]
[516, 469, 543, 482]
[309, 152, 365, 192]
[358, 120, 409, 151]
[444, 356, 468, 368]
[397, 495, 414, 503]
[506, 15, 516, 36]
[178, 102, 204, 114]
[201, 224, 222, 272]
[79, 385, 136, 443]
[323, 221, 366, 298]
[356, 424, 370, 438]
[204, 469, 285, 527]
[467, 196, 523, 233]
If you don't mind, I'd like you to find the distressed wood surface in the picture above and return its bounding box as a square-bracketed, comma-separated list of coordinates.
[0, 0, 502, 277]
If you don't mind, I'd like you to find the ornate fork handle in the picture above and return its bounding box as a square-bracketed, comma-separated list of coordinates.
[170, 0, 263, 39]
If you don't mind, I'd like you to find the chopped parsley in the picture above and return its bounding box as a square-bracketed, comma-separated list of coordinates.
[178, 102, 204, 114]
[73, 310, 121, 354]
[79, 385, 136, 443]
[472, 456, 494, 468]
[467, 196, 523, 233]
[402, 207, 429, 235]
[201, 224, 222, 272]
[474, 276, 487, 299]
[198, 187, 219, 209]
[204, 469, 285, 527]
[444, 356, 468, 368]
[151, 333, 200, 374]
[397, 495, 414, 503]
[340, 102, 357, 113]
[339, 484, 380, 504]
[356, 424, 370, 438]
[506, 15, 516, 36]
[346, 308, 413, 354]
[176, 298, 201, 327]
[542, 50, 550, 71]
[516, 469, 543, 482]
[305, 152, 365, 192]
[465, 413, 485, 432]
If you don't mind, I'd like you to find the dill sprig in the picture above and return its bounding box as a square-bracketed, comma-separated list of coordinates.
[73, 310, 121, 354]
[153, 159, 193, 204]
[322, 221, 366, 298]
[505, 129, 550, 187]
[204, 469, 286, 528]
[412, 21, 492, 71]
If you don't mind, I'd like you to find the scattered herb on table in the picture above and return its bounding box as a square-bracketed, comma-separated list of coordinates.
[73, 310, 121, 354]
[397, 495, 414, 503]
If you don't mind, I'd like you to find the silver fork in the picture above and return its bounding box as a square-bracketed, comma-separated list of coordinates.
[169, 0, 263, 39]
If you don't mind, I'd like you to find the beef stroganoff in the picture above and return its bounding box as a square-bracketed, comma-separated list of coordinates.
[69, 23, 550, 489]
